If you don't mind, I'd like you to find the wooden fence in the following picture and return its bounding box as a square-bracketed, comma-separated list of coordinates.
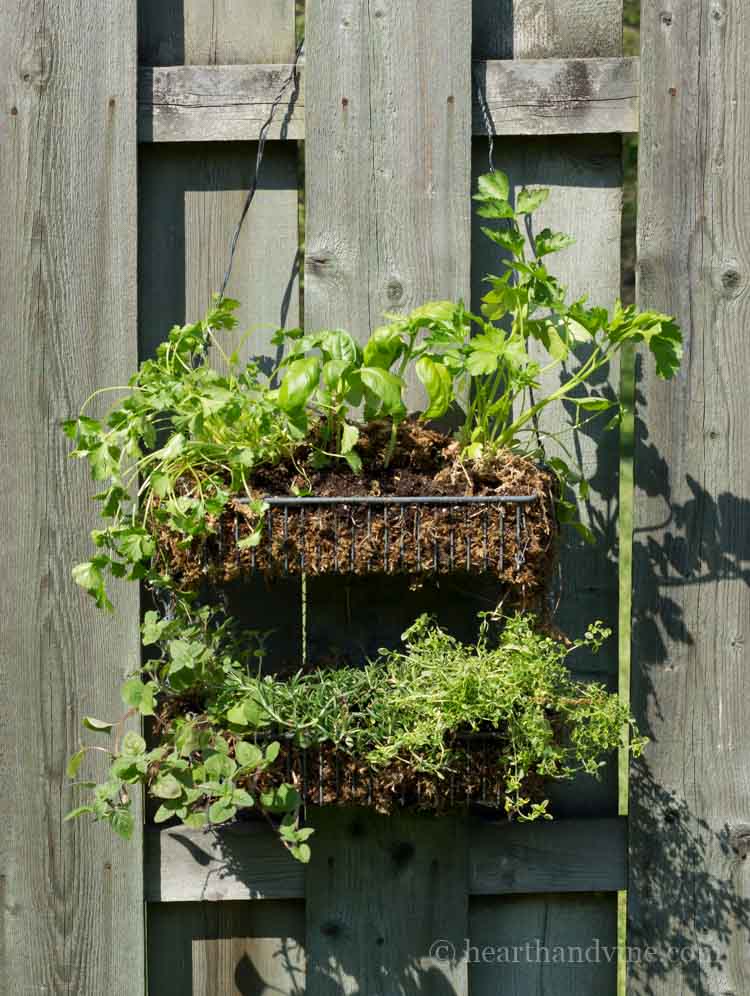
[1, 1, 747, 994]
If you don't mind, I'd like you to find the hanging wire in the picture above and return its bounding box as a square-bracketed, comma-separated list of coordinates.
[146, 41, 305, 620]
[472, 62, 495, 174]
[217, 38, 305, 301]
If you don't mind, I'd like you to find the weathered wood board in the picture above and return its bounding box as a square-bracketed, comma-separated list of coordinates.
[630, 2, 750, 994]
[305, 808, 469, 995]
[137, 58, 638, 144]
[139, 0, 297, 66]
[145, 816, 626, 903]
[473, 0, 623, 60]
[300, 2, 473, 992]
[0, 1, 143, 994]
[0, 0, 652, 991]
[469, 2, 625, 986]
[137, 4, 302, 994]
[147, 899, 306, 995]
[476, 57, 638, 136]
[469, 893, 618, 994]
[139, 63, 306, 143]
[304, 0, 472, 407]
[139, 142, 300, 367]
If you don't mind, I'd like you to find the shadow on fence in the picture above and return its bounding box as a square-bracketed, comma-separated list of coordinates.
[627, 354, 750, 993]
[628, 760, 750, 996]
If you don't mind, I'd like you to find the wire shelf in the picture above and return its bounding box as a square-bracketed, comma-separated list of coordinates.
[253, 730, 514, 812]
[211, 492, 543, 578]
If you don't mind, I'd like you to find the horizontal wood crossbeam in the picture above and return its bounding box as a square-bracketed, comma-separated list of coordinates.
[138, 57, 639, 143]
[145, 816, 626, 902]
[477, 56, 639, 136]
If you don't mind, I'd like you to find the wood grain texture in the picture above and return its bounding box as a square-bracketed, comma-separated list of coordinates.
[305, 808, 468, 995]
[469, 817, 626, 894]
[148, 900, 306, 995]
[630, 2, 750, 994]
[138, 58, 638, 144]
[301, 8, 472, 991]
[145, 825, 305, 902]
[139, 0, 297, 66]
[473, 0, 623, 59]
[470, 6, 624, 986]
[469, 893, 618, 994]
[477, 57, 639, 135]
[0, 2, 143, 994]
[146, 816, 625, 902]
[139, 5, 303, 994]
[304, 0, 471, 408]
[139, 64, 305, 143]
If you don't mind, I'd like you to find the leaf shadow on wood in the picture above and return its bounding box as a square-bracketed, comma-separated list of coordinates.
[303, 806, 469, 996]
[631, 353, 750, 722]
[629, 353, 750, 992]
[147, 896, 306, 995]
[628, 760, 750, 995]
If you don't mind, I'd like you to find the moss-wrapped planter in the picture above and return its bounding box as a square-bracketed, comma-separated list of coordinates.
[155, 424, 558, 595]
[250, 735, 541, 816]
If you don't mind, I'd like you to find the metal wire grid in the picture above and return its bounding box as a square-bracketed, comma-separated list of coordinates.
[221, 493, 538, 576]
[257, 730, 509, 810]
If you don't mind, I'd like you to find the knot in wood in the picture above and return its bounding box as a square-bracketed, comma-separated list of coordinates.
[713, 260, 744, 298]
[18, 34, 52, 90]
[660, 11, 673, 27]
[728, 824, 750, 859]
[385, 277, 404, 304]
[306, 249, 337, 275]
[390, 839, 415, 869]
[721, 268, 742, 291]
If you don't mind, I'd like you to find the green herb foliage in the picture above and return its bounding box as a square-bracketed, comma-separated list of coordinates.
[68, 607, 644, 838]
[66, 603, 312, 859]
[63, 170, 670, 857]
[64, 173, 681, 606]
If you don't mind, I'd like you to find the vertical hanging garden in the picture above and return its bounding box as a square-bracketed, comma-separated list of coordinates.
[64, 171, 682, 859]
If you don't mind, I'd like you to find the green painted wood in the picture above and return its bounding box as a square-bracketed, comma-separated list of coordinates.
[305, 808, 469, 995]
[147, 900, 306, 995]
[629, 3, 750, 994]
[0, 1, 143, 994]
[469, 893, 618, 994]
